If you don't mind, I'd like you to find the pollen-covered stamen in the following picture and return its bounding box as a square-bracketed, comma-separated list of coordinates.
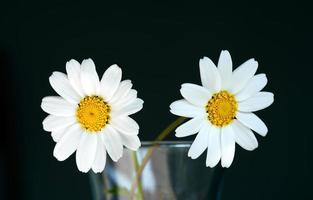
[76, 96, 110, 132]
[206, 91, 238, 127]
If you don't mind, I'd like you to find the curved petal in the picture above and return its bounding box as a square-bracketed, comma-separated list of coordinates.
[110, 116, 139, 136]
[232, 120, 258, 151]
[112, 89, 137, 109]
[188, 124, 210, 159]
[221, 125, 235, 168]
[180, 83, 212, 107]
[199, 57, 221, 92]
[41, 96, 76, 116]
[76, 133, 98, 173]
[170, 100, 206, 118]
[217, 50, 232, 89]
[112, 98, 143, 117]
[101, 125, 123, 162]
[230, 58, 258, 94]
[236, 112, 268, 136]
[51, 128, 67, 142]
[49, 72, 80, 104]
[53, 124, 83, 161]
[92, 136, 107, 173]
[66, 59, 84, 97]
[99, 64, 122, 101]
[206, 125, 221, 167]
[42, 115, 76, 132]
[80, 58, 99, 95]
[175, 116, 206, 138]
[119, 134, 141, 151]
[236, 74, 267, 101]
[109, 80, 132, 104]
[238, 92, 274, 112]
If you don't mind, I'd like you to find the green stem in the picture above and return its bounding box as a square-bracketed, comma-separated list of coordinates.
[129, 117, 186, 199]
[131, 151, 144, 200]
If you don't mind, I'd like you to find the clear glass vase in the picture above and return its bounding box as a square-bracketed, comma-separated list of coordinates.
[89, 141, 224, 200]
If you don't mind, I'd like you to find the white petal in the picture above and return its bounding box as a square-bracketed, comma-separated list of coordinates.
[109, 80, 132, 104]
[199, 57, 221, 92]
[238, 92, 274, 112]
[101, 125, 123, 162]
[99, 64, 122, 101]
[49, 72, 80, 104]
[170, 100, 206, 118]
[206, 125, 221, 167]
[188, 124, 209, 159]
[236, 74, 267, 101]
[120, 134, 141, 151]
[80, 58, 99, 95]
[221, 125, 235, 168]
[92, 136, 107, 173]
[217, 50, 232, 89]
[232, 120, 258, 151]
[236, 112, 268, 136]
[175, 116, 206, 138]
[66, 59, 84, 97]
[51, 128, 67, 142]
[112, 98, 143, 117]
[41, 96, 76, 116]
[76, 133, 98, 173]
[230, 58, 258, 94]
[53, 124, 83, 161]
[180, 83, 212, 106]
[110, 116, 139, 136]
[42, 115, 76, 131]
[112, 89, 137, 109]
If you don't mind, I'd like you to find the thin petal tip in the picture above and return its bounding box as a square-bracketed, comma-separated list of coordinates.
[77, 168, 90, 173]
[67, 59, 79, 65]
[221, 50, 230, 54]
[84, 58, 94, 62]
[92, 169, 104, 173]
[110, 64, 120, 68]
[81, 58, 95, 68]
[53, 152, 65, 162]
[174, 132, 184, 138]
[206, 162, 217, 168]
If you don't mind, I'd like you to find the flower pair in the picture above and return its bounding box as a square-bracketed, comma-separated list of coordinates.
[41, 50, 274, 173]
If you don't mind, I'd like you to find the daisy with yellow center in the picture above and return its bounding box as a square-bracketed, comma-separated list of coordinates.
[170, 50, 274, 168]
[41, 59, 143, 173]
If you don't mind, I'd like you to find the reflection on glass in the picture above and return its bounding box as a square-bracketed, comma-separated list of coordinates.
[90, 141, 224, 200]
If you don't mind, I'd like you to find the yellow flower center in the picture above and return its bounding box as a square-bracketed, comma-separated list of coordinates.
[206, 91, 238, 127]
[76, 96, 110, 132]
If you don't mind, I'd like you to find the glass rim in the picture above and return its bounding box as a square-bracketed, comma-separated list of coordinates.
[141, 140, 192, 147]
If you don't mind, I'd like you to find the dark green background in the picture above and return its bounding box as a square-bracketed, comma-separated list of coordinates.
[1, 0, 312, 199]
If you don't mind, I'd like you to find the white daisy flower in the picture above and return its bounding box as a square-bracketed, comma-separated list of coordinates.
[170, 50, 274, 168]
[41, 59, 143, 173]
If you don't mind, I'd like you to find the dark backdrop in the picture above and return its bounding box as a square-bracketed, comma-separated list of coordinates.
[1, 0, 312, 199]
